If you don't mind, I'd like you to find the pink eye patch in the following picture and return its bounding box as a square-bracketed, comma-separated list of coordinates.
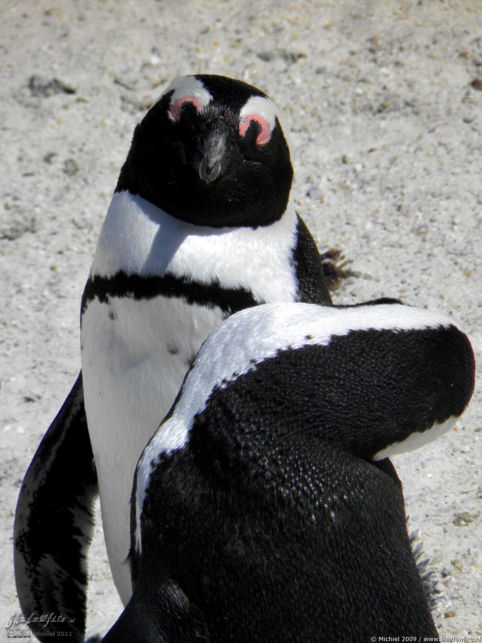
[239, 114, 272, 146]
[168, 96, 204, 122]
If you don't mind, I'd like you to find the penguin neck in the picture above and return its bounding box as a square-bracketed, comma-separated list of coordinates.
[190, 338, 464, 467]
[188, 390, 388, 511]
[184, 345, 377, 465]
[90, 190, 215, 278]
[89, 190, 299, 302]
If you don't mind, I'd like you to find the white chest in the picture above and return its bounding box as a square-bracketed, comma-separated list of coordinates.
[80, 189, 299, 603]
[81, 293, 224, 603]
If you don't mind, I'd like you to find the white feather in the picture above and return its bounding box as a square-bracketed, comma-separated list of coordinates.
[373, 416, 457, 460]
[163, 75, 213, 114]
[82, 190, 301, 601]
[91, 190, 299, 301]
[239, 95, 277, 129]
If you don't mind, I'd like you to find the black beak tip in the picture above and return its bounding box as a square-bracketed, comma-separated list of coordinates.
[198, 158, 222, 184]
[197, 129, 227, 184]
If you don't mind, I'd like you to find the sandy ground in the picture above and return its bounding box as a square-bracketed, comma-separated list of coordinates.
[1, 0, 480, 640]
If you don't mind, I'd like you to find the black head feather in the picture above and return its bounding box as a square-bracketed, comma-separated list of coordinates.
[116, 74, 293, 228]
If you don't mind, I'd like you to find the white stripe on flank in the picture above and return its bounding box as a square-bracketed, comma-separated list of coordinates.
[373, 416, 457, 460]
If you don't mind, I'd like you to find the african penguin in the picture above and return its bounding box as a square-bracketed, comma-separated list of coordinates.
[102, 300, 475, 643]
[14, 74, 332, 640]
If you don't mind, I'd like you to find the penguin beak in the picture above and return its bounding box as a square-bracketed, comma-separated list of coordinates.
[198, 130, 227, 184]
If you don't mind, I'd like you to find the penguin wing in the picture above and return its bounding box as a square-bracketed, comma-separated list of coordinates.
[14, 372, 97, 642]
[293, 215, 332, 305]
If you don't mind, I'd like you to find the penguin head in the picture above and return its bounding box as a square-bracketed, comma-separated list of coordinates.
[137, 302, 475, 469]
[134, 301, 476, 554]
[116, 74, 293, 228]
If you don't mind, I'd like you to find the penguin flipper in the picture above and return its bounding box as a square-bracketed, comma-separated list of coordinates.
[14, 372, 97, 643]
[293, 215, 332, 305]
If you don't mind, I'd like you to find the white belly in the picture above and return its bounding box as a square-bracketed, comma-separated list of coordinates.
[80, 190, 299, 603]
[81, 294, 224, 603]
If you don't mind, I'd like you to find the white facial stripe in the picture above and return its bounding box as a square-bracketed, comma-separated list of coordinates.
[134, 301, 454, 552]
[239, 96, 277, 144]
[164, 76, 212, 121]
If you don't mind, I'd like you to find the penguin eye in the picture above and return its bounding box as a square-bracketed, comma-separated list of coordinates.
[239, 113, 272, 146]
[168, 96, 204, 122]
